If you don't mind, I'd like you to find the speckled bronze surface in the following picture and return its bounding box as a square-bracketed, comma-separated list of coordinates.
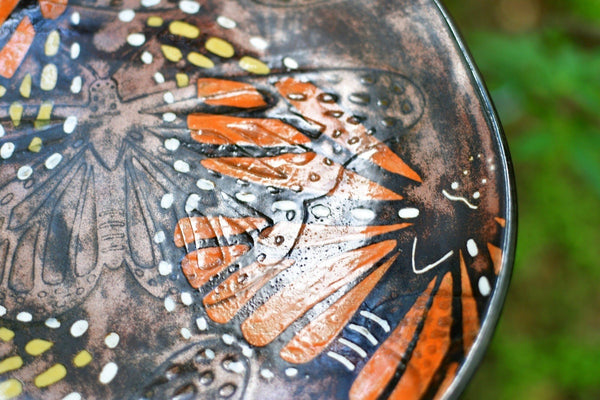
[0, 1, 515, 399]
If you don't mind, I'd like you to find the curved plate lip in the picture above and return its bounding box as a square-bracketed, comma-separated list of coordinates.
[431, 1, 518, 399]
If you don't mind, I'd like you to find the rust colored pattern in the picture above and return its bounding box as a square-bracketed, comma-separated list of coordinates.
[39, 0, 68, 19]
[0, 17, 35, 79]
[197, 78, 267, 108]
[181, 245, 250, 289]
[487, 243, 503, 275]
[174, 216, 268, 248]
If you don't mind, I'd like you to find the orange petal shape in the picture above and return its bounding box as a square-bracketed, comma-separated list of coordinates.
[241, 240, 397, 347]
[0, 0, 20, 25]
[494, 217, 506, 228]
[174, 216, 268, 248]
[197, 78, 267, 108]
[203, 259, 295, 324]
[181, 245, 250, 289]
[460, 251, 480, 355]
[201, 152, 402, 201]
[487, 243, 503, 275]
[188, 114, 310, 146]
[280, 253, 398, 364]
[0, 17, 35, 79]
[39, 0, 68, 19]
[349, 277, 437, 400]
[275, 78, 421, 182]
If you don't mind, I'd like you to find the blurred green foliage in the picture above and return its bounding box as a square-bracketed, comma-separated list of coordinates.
[442, 0, 600, 399]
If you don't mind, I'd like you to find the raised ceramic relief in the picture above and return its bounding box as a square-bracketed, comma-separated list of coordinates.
[0, 1, 515, 399]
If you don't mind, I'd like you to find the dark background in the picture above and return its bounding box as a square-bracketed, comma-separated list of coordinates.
[442, 1, 600, 399]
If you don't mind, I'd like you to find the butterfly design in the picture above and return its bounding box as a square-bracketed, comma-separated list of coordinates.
[0, 1, 511, 399]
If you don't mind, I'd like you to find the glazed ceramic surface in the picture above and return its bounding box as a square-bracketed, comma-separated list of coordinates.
[0, 0, 515, 399]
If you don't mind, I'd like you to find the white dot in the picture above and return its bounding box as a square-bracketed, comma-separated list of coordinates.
[127, 33, 145, 47]
[196, 317, 208, 331]
[71, 76, 82, 93]
[17, 166, 33, 180]
[285, 368, 298, 377]
[478, 276, 491, 296]
[16, 312, 32, 322]
[153, 230, 165, 243]
[451, 182, 459, 190]
[466, 239, 479, 257]
[250, 36, 269, 50]
[154, 72, 165, 84]
[174, 160, 190, 173]
[463, 170, 469, 175]
[204, 349, 215, 359]
[70, 43, 80, 59]
[490, 165, 496, 171]
[105, 332, 120, 348]
[70, 12, 80, 25]
[70, 320, 89, 337]
[179, 0, 200, 14]
[398, 207, 420, 219]
[141, 0, 161, 6]
[1, 142, 15, 159]
[311, 204, 331, 218]
[163, 92, 174, 104]
[118, 9, 135, 22]
[283, 57, 299, 69]
[235, 192, 256, 203]
[241, 343, 253, 357]
[261, 369, 274, 380]
[141, 51, 153, 64]
[271, 200, 297, 212]
[482, 179, 487, 184]
[158, 261, 173, 276]
[160, 193, 174, 209]
[185, 193, 201, 213]
[45, 153, 63, 170]
[224, 360, 245, 374]
[473, 191, 481, 199]
[163, 112, 176, 122]
[62, 393, 82, 400]
[64, 115, 77, 134]
[351, 208, 375, 221]
[181, 292, 193, 306]
[0, 305, 6, 316]
[222, 334, 235, 345]
[217, 16, 236, 29]
[180, 328, 192, 339]
[164, 297, 176, 312]
[164, 138, 180, 151]
[0, 124, 4, 137]
[45, 318, 61, 329]
[99, 362, 118, 384]
[196, 179, 215, 190]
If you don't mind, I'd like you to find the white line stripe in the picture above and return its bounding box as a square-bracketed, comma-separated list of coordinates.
[360, 311, 391, 333]
[412, 237, 454, 275]
[348, 324, 378, 346]
[327, 351, 355, 371]
[338, 338, 367, 358]
[442, 190, 478, 209]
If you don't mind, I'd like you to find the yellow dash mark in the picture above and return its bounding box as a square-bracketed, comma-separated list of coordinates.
[169, 21, 200, 39]
[35, 101, 53, 129]
[34, 363, 67, 388]
[239, 56, 270, 75]
[0, 85, 6, 97]
[187, 52, 214, 69]
[160, 45, 183, 62]
[9, 102, 23, 127]
[73, 350, 92, 367]
[19, 73, 32, 98]
[205, 37, 234, 58]
[40, 64, 58, 91]
[28, 137, 42, 152]
[176, 73, 189, 88]
[147, 16, 163, 27]
[0, 379, 22, 399]
[0, 356, 23, 374]
[25, 339, 53, 356]
[45, 30, 60, 56]
[0, 328, 15, 342]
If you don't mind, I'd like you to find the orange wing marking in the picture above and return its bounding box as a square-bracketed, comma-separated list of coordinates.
[181, 245, 250, 289]
[197, 78, 267, 108]
[39, 0, 68, 19]
[0, 0, 20, 25]
[0, 17, 35, 79]
[460, 251, 480, 355]
[487, 243, 503, 275]
[174, 216, 268, 248]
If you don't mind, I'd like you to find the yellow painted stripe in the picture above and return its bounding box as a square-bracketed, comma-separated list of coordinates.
[34, 101, 53, 129]
[176, 73, 189, 88]
[0, 85, 6, 97]
[0, 328, 15, 342]
[187, 52, 214, 69]
[25, 339, 53, 356]
[19, 73, 31, 98]
[161, 45, 183, 62]
[9, 103, 22, 127]
[0, 356, 23, 374]
[34, 364, 67, 388]
[0, 379, 22, 399]
[239, 56, 270, 75]
[45, 30, 60, 56]
[40, 64, 58, 91]
[169, 21, 199, 39]
[205, 37, 234, 58]
[73, 350, 92, 367]
[147, 16, 163, 27]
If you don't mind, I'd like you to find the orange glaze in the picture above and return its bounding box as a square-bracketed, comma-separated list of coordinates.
[197, 78, 267, 108]
[280, 253, 398, 364]
[349, 277, 437, 400]
[203, 259, 295, 324]
[181, 245, 249, 289]
[0, 17, 35, 79]
[487, 243, 503, 275]
[275, 78, 422, 182]
[460, 251, 480, 355]
[240, 240, 397, 347]
[174, 216, 267, 248]
[188, 114, 310, 146]
[201, 152, 403, 201]
[432, 362, 459, 400]
[39, 0, 68, 19]
[0, 0, 20, 25]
